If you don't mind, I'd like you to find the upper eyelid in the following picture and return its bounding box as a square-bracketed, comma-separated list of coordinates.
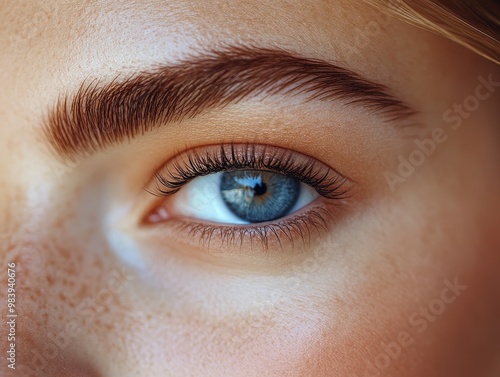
[146, 143, 353, 200]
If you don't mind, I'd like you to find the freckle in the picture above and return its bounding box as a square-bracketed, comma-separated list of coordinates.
[66, 261, 77, 276]
[77, 284, 89, 298]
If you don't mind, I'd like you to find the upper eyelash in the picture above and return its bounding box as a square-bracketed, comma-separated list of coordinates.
[150, 143, 351, 199]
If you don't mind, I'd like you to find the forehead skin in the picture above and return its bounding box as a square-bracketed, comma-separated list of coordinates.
[1, 1, 500, 377]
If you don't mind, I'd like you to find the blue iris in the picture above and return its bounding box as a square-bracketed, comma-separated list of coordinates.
[220, 170, 300, 223]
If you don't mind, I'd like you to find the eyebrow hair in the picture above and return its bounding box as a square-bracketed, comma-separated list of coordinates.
[44, 45, 416, 160]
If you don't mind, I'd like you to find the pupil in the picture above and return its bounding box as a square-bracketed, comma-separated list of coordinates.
[253, 182, 267, 196]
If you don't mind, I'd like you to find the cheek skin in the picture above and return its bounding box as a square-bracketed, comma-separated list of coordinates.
[298, 207, 499, 377]
[300, 111, 500, 376]
[0, 226, 115, 375]
[0, 165, 131, 375]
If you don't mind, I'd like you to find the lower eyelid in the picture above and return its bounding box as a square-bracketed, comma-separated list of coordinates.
[141, 198, 340, 255]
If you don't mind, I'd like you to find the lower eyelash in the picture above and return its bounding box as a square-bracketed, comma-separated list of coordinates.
[166, 205, 335, 253]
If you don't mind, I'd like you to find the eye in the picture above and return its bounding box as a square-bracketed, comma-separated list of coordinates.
[144, 144, 352, 250]
[167, 169, 320, 225]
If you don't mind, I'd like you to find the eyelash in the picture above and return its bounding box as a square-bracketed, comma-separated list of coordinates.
[151, 143, 349, 199]
[146, 143, 352, 251]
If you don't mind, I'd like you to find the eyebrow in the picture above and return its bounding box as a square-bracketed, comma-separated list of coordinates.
[44, 45, 416, 160]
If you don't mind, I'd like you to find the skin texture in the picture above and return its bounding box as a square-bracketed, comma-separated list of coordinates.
[0, 1, 499, 376]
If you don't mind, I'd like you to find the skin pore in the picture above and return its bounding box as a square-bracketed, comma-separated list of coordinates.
[1, 1, 499, 376]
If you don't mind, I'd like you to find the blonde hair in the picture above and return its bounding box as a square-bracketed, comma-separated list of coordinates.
[364, 0, 500, 64]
